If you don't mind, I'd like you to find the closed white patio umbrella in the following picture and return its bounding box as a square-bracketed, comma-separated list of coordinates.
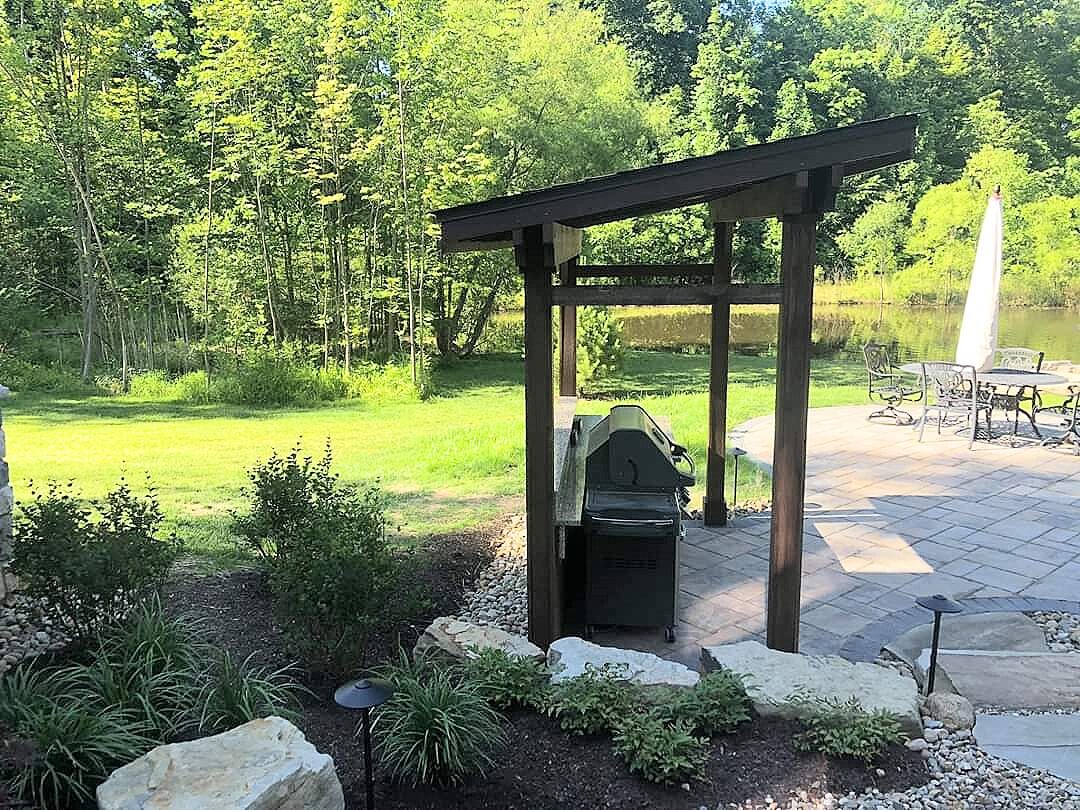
[955, 187, 1004, 371]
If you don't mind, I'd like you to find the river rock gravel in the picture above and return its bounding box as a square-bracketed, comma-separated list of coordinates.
[454, 515, 527, 636]
[0, 593, 68, 673]
[1028, 611, 1080, 652]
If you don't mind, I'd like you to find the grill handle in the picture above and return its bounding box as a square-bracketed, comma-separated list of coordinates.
[587, 517, 675, 529]
[640, 407, 697, 486]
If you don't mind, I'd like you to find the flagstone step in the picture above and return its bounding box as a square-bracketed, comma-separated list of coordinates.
[915, 649, 1080, 709]
[974, 713, 1080, 782]
[884, 612, 1047, 670]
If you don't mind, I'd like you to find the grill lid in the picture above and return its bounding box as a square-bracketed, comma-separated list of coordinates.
[585, 405, 695, 491]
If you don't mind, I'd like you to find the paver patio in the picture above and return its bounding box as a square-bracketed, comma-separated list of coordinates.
[602, 404, 1080, 667]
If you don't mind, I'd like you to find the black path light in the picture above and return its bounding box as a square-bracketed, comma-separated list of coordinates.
[730, 446, 747, 514]
[915, 594, 963, 695]
[335, 678, 394, 810]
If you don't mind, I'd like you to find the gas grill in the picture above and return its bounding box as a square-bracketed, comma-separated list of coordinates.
[581, 405, 694, 642]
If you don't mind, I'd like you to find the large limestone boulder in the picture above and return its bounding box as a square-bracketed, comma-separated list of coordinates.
[547, 637, 699, 686]
[413, 616, 543, 661]
[702, 640, 921, 735]
[97, 716, 343, 810]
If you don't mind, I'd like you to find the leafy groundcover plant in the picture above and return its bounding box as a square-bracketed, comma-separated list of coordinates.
[543, 663, 643, 735]
[0, 601, 302, 808]
[612, 712, 709, 785]
[374, 655, 507, 787]
[789, 692, 907, 765]
[650, 669, 752, 735]
[461, 647, 550, 710]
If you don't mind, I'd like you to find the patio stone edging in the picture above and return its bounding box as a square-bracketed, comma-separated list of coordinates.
[838, 597, 1080, 662]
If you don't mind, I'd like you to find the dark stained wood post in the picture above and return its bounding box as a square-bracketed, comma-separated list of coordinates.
[519, 225, 558, 648]
[766, 213, 818, 653]
[559, 258, 577, 397]
[704, 222, 733, 526]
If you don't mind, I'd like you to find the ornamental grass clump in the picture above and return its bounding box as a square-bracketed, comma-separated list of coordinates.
[789, 692, 907, 765]
[461, 647, 550, 710]
[612, 711, 709, 785]
[0, 601, 302, 808]
[544, 664, 643, 735]
[198, 651, 303, 734]
[374, 655, 507, 787]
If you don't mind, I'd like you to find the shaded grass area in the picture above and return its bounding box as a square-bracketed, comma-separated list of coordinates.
[4, 351, 866, 566]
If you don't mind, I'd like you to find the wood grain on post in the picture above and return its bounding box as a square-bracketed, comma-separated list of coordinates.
[519, 225, 558, 648]
[704, 222, 733, 526]
[558, 258, 577, 398]
[766, 213, 817, 653]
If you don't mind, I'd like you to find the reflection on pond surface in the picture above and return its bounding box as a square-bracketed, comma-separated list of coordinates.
[615, 304, 1079, 362]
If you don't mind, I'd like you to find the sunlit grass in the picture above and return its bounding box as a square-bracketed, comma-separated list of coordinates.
[4, 351, 867, 566]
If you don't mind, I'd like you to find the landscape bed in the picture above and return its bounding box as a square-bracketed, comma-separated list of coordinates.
[158, 546, 926, 810]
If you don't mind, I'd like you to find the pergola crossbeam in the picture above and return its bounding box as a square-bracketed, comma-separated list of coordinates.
[550, 284, 782, 306]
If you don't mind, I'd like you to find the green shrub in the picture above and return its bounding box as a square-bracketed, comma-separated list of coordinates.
[576, 305, 623, 391]
[612, 712, 709, 785]
[650, 669, 751, 735]
[461, 647, 550, 710]
[789, 693, 907, 765]
[126, 370, 177, 400]
[0, 355, 93, 395]
[12, 480, 183, 642]
[375, 657, 507, 787]
[198, 651, 302, 733]
[544, 664, 642, 735]
[234, 443, 406, 673]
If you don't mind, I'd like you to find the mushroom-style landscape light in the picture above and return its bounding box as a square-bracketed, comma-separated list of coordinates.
[335, 678, 393, 810]
[915, 594, 963, 695]
[730, 446, 747, 513]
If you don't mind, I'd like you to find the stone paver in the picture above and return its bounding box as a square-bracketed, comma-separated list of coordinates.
[597, 404, 1080, 667]
[974, 713, 1080, 782]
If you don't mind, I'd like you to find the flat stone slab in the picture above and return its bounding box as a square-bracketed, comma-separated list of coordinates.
[548, 637, 699, 686]
[975, 713, 1080, 782]
[885, 612, 1048, 670]
[916, 650, 1080, 709]
[702, 640, 921, 735]
[413, 617, 543, 661]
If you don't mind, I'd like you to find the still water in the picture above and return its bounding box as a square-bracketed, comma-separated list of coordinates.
[616, 305, 1079, 363]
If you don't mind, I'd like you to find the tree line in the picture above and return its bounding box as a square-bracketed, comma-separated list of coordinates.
[1, 0, 1077, 386]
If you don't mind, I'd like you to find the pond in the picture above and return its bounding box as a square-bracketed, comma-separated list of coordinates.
[614, 304, 1079, 363]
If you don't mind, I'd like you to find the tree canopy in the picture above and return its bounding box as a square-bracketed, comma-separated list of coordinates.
[1, 0, 1077, 384]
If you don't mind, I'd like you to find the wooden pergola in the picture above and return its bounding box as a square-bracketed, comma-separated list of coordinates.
[434, 115, 917, 652]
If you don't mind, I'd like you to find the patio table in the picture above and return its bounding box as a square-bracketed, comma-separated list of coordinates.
[899, 364, 1067, 439]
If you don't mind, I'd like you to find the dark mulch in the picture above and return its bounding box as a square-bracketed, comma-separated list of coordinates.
[162, 521, 928, 809]
[375, 712, 926, 810]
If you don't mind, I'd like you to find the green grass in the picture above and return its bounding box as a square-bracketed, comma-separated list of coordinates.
[3, 351, 866, 567]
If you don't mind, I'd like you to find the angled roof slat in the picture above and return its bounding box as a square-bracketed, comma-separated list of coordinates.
[434, 115, 916, 251]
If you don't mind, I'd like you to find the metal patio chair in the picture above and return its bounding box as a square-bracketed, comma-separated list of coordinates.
[918, 362, 993, 449]
[862, 342, 922, 424]
[992, 347, 1045, 434]
[1041, 385, 1080, 455]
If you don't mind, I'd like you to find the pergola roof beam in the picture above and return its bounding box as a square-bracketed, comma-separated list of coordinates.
[435, 115, 915, 251]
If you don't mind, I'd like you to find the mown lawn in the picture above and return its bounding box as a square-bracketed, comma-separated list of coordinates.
[3, 351, 867, 567]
